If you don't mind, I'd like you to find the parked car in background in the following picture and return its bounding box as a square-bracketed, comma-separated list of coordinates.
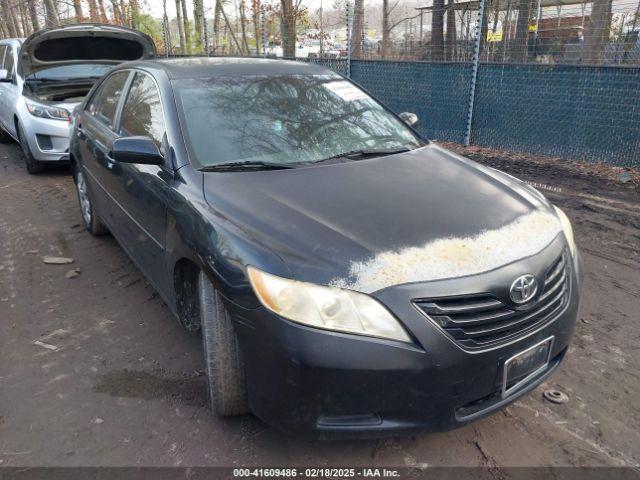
[70, 57, 582, 435]
[0, 24, 155, 174]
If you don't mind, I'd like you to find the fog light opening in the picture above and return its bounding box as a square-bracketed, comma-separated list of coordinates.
[316, 413, 382, 428]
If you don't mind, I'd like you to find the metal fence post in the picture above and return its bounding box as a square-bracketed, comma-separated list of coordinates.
[204, 18, 210, 56]
[464, 0, 486, 146]
[261, 5, 267, 58]
[162, 18, 169, 57]
[345, 1, 352, 78]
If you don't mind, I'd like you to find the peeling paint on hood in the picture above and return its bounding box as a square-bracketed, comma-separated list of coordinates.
[329, 211, 562, 294]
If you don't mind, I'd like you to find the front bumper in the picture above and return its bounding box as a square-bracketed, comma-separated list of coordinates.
[229, 237, 582, 435]
[20, 111, 71, 162]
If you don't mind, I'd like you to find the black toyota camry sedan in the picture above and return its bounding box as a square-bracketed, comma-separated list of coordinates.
[69, 57, 582, 434]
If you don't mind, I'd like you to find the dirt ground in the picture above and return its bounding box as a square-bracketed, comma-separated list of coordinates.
[1, 140, 639, 469]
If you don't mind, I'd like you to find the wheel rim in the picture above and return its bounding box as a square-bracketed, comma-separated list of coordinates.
[76, 170, 92, 226]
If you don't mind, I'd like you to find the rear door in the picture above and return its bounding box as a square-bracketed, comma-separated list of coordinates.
[76, 70, 132, 227]
[108, 71, 171, 295]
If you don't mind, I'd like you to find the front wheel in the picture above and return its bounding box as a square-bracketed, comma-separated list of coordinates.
[73, 163, 109, 236]
[16, 122, 44, 174]
[199, 271, 249, 416]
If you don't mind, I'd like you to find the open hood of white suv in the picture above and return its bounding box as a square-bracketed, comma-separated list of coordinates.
[19, 24, 156, 78]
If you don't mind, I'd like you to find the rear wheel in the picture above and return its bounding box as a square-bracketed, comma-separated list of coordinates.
[199, 271, 249, 416]
[16, 122, 44, 174]
[73, 163, 109, 236]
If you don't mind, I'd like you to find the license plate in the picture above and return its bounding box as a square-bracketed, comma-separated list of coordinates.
[502, 336, 554, 398]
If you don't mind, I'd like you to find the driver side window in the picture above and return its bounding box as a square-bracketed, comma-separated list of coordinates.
[86, 71, 130, 129]
[119, 72, 165, 149]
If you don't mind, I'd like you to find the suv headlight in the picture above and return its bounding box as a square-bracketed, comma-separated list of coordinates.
[247, 266, 411, 342]
[25, 99, 70, 121]
[554, 206, 577, 257]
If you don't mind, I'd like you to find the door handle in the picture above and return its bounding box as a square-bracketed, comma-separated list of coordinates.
[76, 125, 87, 138]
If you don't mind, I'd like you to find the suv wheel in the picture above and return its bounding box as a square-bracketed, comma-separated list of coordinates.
[199, 271, 249, 416]
[16, 122, 44, 174]
[73, 163, 109, 236]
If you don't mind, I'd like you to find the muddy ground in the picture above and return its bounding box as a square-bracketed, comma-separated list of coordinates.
[0, 140, 639, 468]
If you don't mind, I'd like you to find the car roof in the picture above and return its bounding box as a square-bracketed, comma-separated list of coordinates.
[123, 57, 338, 79]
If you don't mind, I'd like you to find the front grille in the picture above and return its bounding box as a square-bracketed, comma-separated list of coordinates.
[414, 252, 570, 350]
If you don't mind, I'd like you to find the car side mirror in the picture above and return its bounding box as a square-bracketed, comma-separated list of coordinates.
[399, 112, 419, 127]
[110, 136, 164, 165]
[0, 69, 10, 82]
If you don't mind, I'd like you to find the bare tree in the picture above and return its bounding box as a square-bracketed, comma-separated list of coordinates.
[98, 0, 109, 22]
[26, 0, 40, 31]
[19, 2, 32, 35]
[252, 0, 262, 54]
[43, 0, 61, 27]
[73, 0, 85, 21]
[511, 0, 533, 61]
[239, 0, 251, 54]
[175, 0, 187, 53]
[87, 0, 100, 22]
[213, 0, 223, 51]
[583, 0, 613, 63]
[431, 0, 445, 60]
[181, 0, 191, 52]
[280, 0, 301, 58]
[351, 0, 364, 58]
[120, 0, 129, 25]
[1, 0, 18, 37]
[193, 0, 206, 52]
[381, 1, 420, 58]
[445, 0, 457, 60]
[110, 0, 123, 24]
[130, 0, 140, 27]
[221, 2, 243, 52]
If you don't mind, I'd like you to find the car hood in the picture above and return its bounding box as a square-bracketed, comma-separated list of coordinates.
[202, 144, 562, 293]
[19, 24, 156, 78]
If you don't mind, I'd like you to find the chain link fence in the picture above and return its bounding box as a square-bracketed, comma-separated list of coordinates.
[160, 0, 640, 168]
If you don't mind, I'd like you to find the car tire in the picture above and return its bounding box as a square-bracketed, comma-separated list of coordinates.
[199, 271, 249, 416]
[73, 163, 109, 236]
[16, 122, 45, 174]
[0, 126, 12, 144]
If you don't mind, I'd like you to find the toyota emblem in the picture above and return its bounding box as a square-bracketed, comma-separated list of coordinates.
[510, 274, 538, 304]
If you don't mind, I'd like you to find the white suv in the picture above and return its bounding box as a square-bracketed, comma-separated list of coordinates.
[0, 24, 155, 173]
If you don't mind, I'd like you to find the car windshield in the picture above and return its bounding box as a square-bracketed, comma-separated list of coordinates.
[173, 74, 423, 168]
[27, 64, 113, 81]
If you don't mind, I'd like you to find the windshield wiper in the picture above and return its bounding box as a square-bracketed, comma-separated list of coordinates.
[311, 147, 412, 165]
[199, 160, 298, 172]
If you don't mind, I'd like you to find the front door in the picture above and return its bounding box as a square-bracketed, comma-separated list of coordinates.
[109, 71, 171, 296]
[0, 45, 19, 137]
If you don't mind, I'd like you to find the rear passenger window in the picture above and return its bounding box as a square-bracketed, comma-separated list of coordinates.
[119, 73, 165, 147]
[0, 46, 7, 69]
[87, 71, 129, 128]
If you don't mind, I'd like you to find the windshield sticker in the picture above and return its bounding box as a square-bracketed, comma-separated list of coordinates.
[329, 211, 562, 294]
[323, 81, 370, 102]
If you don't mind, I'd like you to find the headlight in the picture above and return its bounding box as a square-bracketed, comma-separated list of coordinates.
[25, 99, 70, 121]
[247, 266, 411, 342]
[554, 206, 577, 257]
